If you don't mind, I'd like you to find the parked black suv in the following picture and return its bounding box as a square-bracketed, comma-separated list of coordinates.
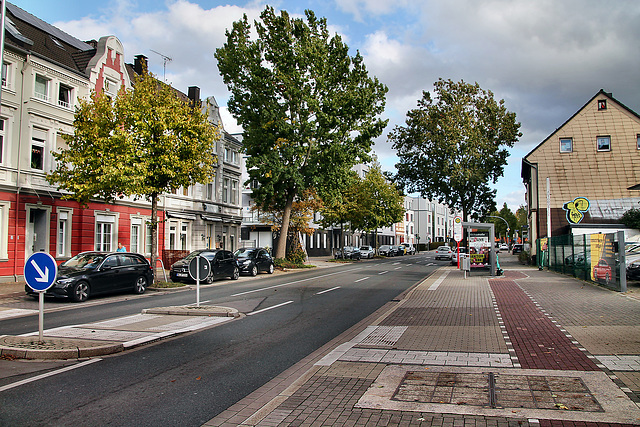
[234, 247, 275, 276]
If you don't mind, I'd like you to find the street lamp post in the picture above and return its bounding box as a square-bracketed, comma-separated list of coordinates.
[486, 215, 510, 244]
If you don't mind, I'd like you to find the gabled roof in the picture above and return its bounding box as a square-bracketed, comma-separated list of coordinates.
[5, 2, 95, 77]
[523, 89, 640, 162]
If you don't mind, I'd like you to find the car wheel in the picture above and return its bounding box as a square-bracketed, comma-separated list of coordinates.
[250, 265, 258, 277]
[71, 281, 90, 302]
[204, 273, 214, 284]
[268, 263, 274, 274]
[134, 276, 147, 294]
[231, 266, 239, 280]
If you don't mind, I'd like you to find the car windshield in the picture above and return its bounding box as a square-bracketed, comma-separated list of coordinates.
[62, 253, 106, 269]
[183, 250, 215, 261]
[234, 248, 256, 259]
[437, 246, 450, 251]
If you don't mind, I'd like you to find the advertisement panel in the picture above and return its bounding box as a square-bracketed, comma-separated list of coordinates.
[590, 233, 615, 285]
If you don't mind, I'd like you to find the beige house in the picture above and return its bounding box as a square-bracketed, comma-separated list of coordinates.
[521, 89, 640, 258]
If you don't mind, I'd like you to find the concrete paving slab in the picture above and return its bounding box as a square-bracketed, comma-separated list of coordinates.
[356, 364, 640, 424]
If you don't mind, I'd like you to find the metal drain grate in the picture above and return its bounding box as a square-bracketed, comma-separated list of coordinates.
[358, 326, 407, 347]
[392, 371, 604, 412]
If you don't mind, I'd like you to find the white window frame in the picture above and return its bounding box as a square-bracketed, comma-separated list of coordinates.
[0, 202, 9, 259]
[223, 178, 230, 203]
[34, 74, 50, 102]
[58, 83, 74, 109]
[130, 216, 148, 254]
[0, 118, 5, 165]
[596, 135, 611, 152]
[2, 61, 13, 90]
[56, 208, 73, 257]
[31, 129, 47, 171]
[95, 213, 117, 252]
[231, 179, 238, 205]
[560, 138, 573, 153]
[104, 78, 118, 98]
[180, 223, 189, 250]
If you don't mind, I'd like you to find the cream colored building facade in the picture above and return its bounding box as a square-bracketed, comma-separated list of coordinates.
[522, 90, 640, 257]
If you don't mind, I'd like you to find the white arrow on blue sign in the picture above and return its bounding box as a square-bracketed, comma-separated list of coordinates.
[24, 252, 58, 292]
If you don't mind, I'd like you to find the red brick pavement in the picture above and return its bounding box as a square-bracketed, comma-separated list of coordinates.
[489, 278, 600, 371]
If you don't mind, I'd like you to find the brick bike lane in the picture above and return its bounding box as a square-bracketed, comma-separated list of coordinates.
[488, 273, 600, 372]
[488, 272, 636, 427]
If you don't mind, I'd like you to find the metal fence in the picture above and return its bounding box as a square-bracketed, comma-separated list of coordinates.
[537, 231, 627, 292]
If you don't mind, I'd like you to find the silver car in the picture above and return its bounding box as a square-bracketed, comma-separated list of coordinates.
[359, 246, 375, 259]
[435, 246, 453, 261]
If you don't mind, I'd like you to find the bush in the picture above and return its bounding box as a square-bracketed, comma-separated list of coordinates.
[518, 250, 530, 265]
[274, 258, 312, 269]
[621, 208, 640, 229]
[286, 248, 307, 265]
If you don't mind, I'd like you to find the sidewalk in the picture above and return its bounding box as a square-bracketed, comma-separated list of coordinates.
[206, 264, 640, 427]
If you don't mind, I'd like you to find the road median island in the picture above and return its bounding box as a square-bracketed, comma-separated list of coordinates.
[0, 335, 123, 359]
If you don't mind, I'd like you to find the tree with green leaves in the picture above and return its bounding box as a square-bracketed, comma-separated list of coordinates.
[48, 70, 218, 276]
[486, 203, 518, 242]
[351, 162, 405, 248]
[215, 6, 388, 259]
[389, 78, 521, 222]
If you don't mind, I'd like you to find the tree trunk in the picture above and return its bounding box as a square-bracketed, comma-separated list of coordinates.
[151, 193, 159, 282]
[275, 195, 294, 259]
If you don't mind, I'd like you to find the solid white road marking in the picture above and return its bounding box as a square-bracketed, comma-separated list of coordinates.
[316, 286, 341, 295]
[0, 358, 102, 392]
[354, 277, 369, 283]
[247, 300, 294, 316]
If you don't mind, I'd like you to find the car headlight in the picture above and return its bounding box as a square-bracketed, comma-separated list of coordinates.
[241, 259, 251, 265]
[55, 278, 75, 287]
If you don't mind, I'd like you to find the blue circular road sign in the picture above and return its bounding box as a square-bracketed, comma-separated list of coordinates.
[24, 252, 58, 292]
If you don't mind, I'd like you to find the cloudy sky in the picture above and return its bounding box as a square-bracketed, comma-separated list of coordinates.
[13, 0, 640, 212]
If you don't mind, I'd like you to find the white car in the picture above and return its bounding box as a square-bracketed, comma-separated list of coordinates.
[499, 243, 509, 251]
[401, 243, 416, 255]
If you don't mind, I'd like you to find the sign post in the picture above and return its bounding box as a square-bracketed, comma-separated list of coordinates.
[453, 216, 463, 268]
[24, 252, 58, 343]
[189, 255, 210, 307]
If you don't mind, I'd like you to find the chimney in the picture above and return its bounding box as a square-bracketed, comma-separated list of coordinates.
[134, 55, 148, 75]
[188, 86, 201, 108]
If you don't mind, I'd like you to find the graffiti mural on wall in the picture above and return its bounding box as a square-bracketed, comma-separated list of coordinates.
[562, 197, 590, 224]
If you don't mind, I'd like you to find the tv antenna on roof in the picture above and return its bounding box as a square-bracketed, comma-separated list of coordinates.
[150, 49, 172, 82]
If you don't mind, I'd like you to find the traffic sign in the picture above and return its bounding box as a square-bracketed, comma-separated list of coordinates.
[24, 252, 58, 292]
[453, 216, 463, 242]
[189, 256, 211, 281]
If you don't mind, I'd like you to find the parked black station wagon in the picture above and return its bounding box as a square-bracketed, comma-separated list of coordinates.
[170, 249, 239, 283]
[25, 251, 153, 302]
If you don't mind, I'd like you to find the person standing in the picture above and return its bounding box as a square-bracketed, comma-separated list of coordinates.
[117, 242, 127, 252]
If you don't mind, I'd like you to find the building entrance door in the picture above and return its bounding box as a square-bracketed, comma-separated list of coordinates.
[26, 208, 48, 258]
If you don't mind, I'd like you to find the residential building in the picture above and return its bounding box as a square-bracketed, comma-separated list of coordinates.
[521, 89, 640, 259]
[0, 3, 240, 281]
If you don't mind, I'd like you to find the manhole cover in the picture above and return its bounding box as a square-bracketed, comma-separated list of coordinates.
[393, 371, 603, 412]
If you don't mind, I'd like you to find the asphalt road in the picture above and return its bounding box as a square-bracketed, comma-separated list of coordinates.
[0, 254, 441, 427]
